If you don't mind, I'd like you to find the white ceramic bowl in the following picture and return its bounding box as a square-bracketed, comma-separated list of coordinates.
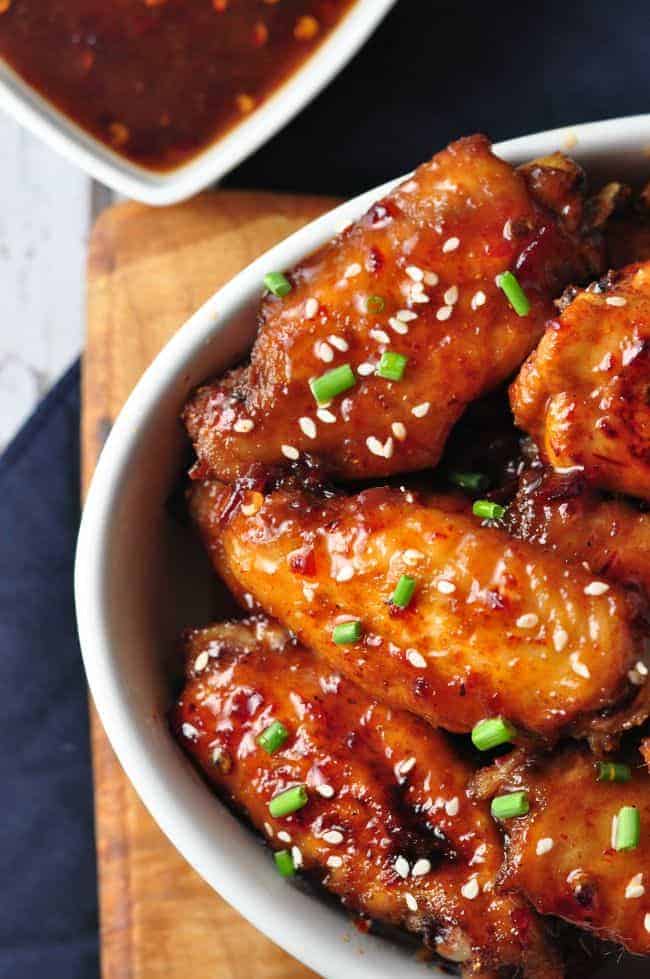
[0, 0, 395, 205]
[76, 115, 650, 977]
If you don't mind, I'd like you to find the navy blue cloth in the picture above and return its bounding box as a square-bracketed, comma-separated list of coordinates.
[0, 362, 98, 979]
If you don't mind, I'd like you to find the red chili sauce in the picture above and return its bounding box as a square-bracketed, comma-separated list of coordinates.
[0, 0, 356, 171]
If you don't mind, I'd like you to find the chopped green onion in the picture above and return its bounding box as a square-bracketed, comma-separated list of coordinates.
[257, 720, 289, 756]
[491, 791, 530, 820]
[377, 351, 408, 382]
[597, 761, 632, 783]
[449, 471, 489, 492]
[310, 364, 356, 405]
[269, 784, 309, 819]
[391, 574, 417, 609]
[332, 620, 362, 645]
[273, 849, 296, 877]
[614, 806, 640, 851]
[498, 271, 530, 316]
[473, 499, 506, 520]
[366, 294, 385, 314]
[472, 717, 517, 751]
[264, 272, 292, 297]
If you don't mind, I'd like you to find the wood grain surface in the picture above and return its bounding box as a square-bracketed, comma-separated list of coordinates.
[83, 190, 338, 979]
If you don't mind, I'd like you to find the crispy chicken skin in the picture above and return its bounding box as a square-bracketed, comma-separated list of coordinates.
[172, 618, 561, 978]
[183, 135, 602, 483]
[510, 262, 650, 502]
[188, 479, 648, 742]
[475, 746, 650, 956]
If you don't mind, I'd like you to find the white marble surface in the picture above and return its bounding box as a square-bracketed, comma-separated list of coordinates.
[0, 112, 97, 452]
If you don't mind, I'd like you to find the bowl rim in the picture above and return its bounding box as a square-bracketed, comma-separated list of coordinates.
[0, 0, 396, 205]
[76, 113, 650, 974]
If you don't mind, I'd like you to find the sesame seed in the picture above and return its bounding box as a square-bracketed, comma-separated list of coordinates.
[389, 317, 409, 335]
[553, 626, 568, 652]
[316, 784, 335, 798]
[344, 263, 362, 278]
[383, 436, 394, 459]
[370, 328, 390, 344]
[605, 296, 627, 306]
[469, 843, 487, 865]
[471, 290, 486, 310]
[412, 402, 430, 418]
[412, 859, 431, 877]
[445, 797, 460, 817]
[357, 362, 375, 376]
[437, 579, 456, 595]
[336, 564, 354, 582]
[403, 549, 425, 565]
[315, 340, 334, 362]
[277, 830, 292, 843]
[584, 581, 610, 596]
[304, 297, 319, 318]
[366, 436, 385, 457]
[290, 846, 303, 868]
[264, 822, 274, 837]
[181, 723, 200, 740]
[394, 856, 410, 878]
[406, 265, 424, 282]
[399, 756, 417, 775]
[194, 651, 209, 673]
[442, 236, 460, 253]
[326, 855, 343, 869]
[328, 334, 349, 351]
[411, 290, 431, 304]
[625, 873, 645, 899]
[637, 661, 649, 676]
[392, 422, 407, 440]
[407, 649, 427, 669]
[611, 814, 618, 849]
[461, 877, 480, 900]
[323, 830, 344, 845]
[629, 664, 648, 686]
[645, 913, 650, 934]
[233, 418, 254, 433]
[281, 444, 300, 461]
[396, 309, 418, 322]
[516, 613, 539, 629]
[317, 408, 337, 423]
[404, 892, 418, 912]
[436, 305, 453, 321]
[299, 417, 317, 439]
[424, 271, 439, 286]
[444, 285, 459, 305]
[569, 652, 591, 680]
[536, 838, 554, 856]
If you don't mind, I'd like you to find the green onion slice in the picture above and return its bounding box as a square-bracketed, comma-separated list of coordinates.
[310, 364, 356, 405]
[391, 574, 417, 609]
[473, 499, 506, 520]
[377, 351, 408, 382]
[366, 295, 385, 314]
[597, 761, 632, 783]
[491, 791, 530, 820]
[269, 784, 309, 819]
[332, 620, 362, 645]
[472, 717, 517, 751]
[614, 806, 640, 851]
[498, 271, 530, 316]
[273, 849, 296, 877]
[449, 471, 489, 492]
[257, 720, 289, 756]
[264, 272, 292, 297]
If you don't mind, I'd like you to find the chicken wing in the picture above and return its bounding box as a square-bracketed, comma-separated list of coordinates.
[183, 136, 602, 483]
[188, 478, 648, 742]
[172, 618, 561, 978]
[474, 745, 650, 956]
[510, 262, 650, 501]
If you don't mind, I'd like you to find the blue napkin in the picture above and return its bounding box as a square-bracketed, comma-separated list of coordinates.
[0, 361, 98, 979]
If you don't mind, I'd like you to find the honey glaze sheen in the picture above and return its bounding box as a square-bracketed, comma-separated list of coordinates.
[0, 0, 356, 171]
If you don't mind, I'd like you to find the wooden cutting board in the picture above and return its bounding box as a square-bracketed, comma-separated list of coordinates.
[82, 190, 339, 979]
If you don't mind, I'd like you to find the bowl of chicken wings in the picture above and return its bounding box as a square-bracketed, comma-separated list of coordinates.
[76, 115, 650, 979]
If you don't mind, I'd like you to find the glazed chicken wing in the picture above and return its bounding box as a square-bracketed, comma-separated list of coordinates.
[172, 618, 561, 978]
[510, 262, 650, 501]
[184, 136, 602, 483]
[188, 479, 648, 742]
[474, 745, 650, 956]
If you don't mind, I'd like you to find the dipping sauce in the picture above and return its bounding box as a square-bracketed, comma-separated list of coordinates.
[0, 0, 356, 171]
